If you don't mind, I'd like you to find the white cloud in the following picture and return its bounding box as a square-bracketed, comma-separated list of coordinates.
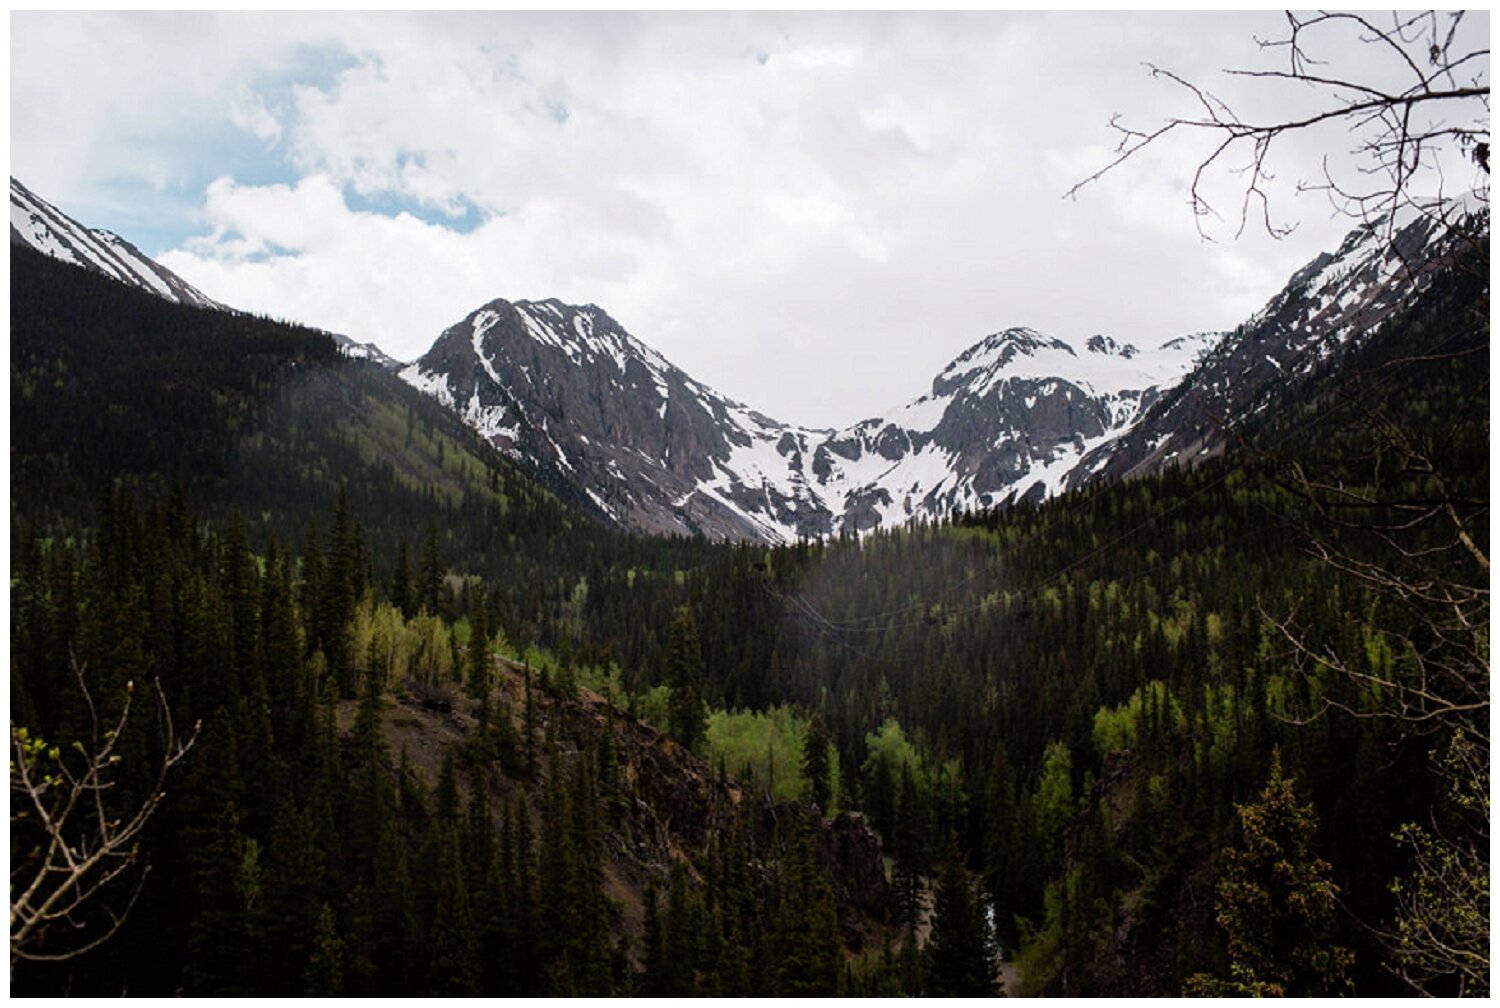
[16, 11, 1488, 427]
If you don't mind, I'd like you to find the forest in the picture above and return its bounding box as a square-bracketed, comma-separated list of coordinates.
[9, 228, 1489, 996]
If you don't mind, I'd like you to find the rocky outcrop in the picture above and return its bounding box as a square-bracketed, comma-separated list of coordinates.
[362, 655, 892, 962]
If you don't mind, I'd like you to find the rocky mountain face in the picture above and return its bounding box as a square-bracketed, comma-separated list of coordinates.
[10, 177, 223, 310]
[402, 298, 846, 540]
[404, 205, 1476, 544]
[401, 301, 1216, 542]
[1080, 205, 1485, 482]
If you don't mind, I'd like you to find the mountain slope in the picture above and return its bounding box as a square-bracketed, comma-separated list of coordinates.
[403, 298, 836, 542]
[10, 177, 224, 309]
[401, 302, 1213, 543]
[404, 208, 1474, 544]
[11, 176, 409, 370]
[1080, 205, 1485, 482]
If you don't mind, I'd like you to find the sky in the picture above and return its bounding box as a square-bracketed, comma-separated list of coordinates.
[11, 11, 1489, 429]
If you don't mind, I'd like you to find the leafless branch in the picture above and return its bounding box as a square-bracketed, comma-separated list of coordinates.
[1066, 11, 1490, 239]
[10, 658, 200, 969]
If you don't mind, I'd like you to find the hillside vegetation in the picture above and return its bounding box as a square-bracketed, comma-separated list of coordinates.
[10, 247, 1488, 995]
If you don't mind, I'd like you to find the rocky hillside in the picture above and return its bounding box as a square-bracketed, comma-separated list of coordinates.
[1081, 204, 1487, 481]
[401, 301, 1213, 542]
[358, 655, 891, 961]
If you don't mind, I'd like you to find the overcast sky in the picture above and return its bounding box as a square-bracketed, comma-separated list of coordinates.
[11, 11, 1488, 428]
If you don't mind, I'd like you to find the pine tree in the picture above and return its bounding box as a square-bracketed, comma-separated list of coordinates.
[666, 606, 707, 753]
[390, 540, 413, 619]
[983, 742, 1020, 950]
[422, 823, 480, 995]
[771, 831, 842, 996]
[925, 838, 995, 996]
[466, 581, 489, 700]
[662, 862, 702, 995]
[802, 710, 833, 810]
[257, 799, 326, 994]
[303, 902, 345, 996]
[1185, 749, 1353, 996]
[892, 764, 928, 931]
[419, 520, 443, 617]
[640, 881, 666, 996]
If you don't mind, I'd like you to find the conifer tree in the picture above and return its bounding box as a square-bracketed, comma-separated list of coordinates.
[640, 881, 666, 996]
[419, 520, 443, 617]
[1185, 749, 1353, 996]
[390, 540, 413, 619]
[802, 710, 833, 810]
[257, 799, 326, 993]
[771, 831, 842, 996]
[422, 824, 480, 996]
[304, 902, 345, 996]
[466, 581, 489, 700]
[372, 827, 418, 992]
[925, 838, 995, 996]
[662, 862, 701, 995]
[983, 742, 1020, 950]
[892, 764, 928, 931]
[666, 606, 707, 753]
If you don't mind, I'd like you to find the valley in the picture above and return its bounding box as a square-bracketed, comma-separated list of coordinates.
[9, 167, 1489, 998]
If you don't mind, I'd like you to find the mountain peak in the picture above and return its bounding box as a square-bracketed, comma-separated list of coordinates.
[1085, 334, 1137, 358]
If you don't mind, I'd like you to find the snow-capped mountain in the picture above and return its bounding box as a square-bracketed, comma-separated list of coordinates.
[1080, 203, 1485, 483]
[401, 299, 1214, 542]
[403, 204, 1478, 544]
[10, 177, 223, 310]
[15, 172, 1474, 546]
[402, 298, 837, 540]
[817, 328, 1217, 531]
[11, 176, 410, 370]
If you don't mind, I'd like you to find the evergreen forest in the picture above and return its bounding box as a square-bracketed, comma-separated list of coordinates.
[9, 234, 1489, 996]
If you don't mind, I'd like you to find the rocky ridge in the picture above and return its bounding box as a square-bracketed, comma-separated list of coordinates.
[401, 302, 1214, 542]
[402, 204, 1474, 543]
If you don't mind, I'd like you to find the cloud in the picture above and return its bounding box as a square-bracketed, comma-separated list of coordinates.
[20, 11, 1484, 427]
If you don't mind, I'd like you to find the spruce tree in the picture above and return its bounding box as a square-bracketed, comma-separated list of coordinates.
[892, 765, 928, 931]
[390, 540, 413, 619]
[771, 831, 842, 996]
[802, 711, 833, 810]
[303, 903, 345, 996]
[925, 838, 995, 996]
[1185, 749, 1353, 996]
[666, 606, 707, 753]
[466, 581, 489, 700]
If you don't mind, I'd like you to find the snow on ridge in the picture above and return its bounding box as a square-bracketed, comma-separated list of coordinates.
[411, 204, 1461, 543]
[400, 364, 456, 410]
[11, 178, 220, 309]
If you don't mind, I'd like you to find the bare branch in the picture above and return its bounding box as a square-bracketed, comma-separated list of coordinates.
[1068, 12, 1489, 238]
[10, 658, 199, 970]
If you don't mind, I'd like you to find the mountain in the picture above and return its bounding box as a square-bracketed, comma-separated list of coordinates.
[400, 302, 1214, 543]
[10, 177, 223, 310]
[1080, 204, 1486, 482]
[402, 206, 1475, 544]
[815, 327, 1217, 527]
[10, 176, 409, 370]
